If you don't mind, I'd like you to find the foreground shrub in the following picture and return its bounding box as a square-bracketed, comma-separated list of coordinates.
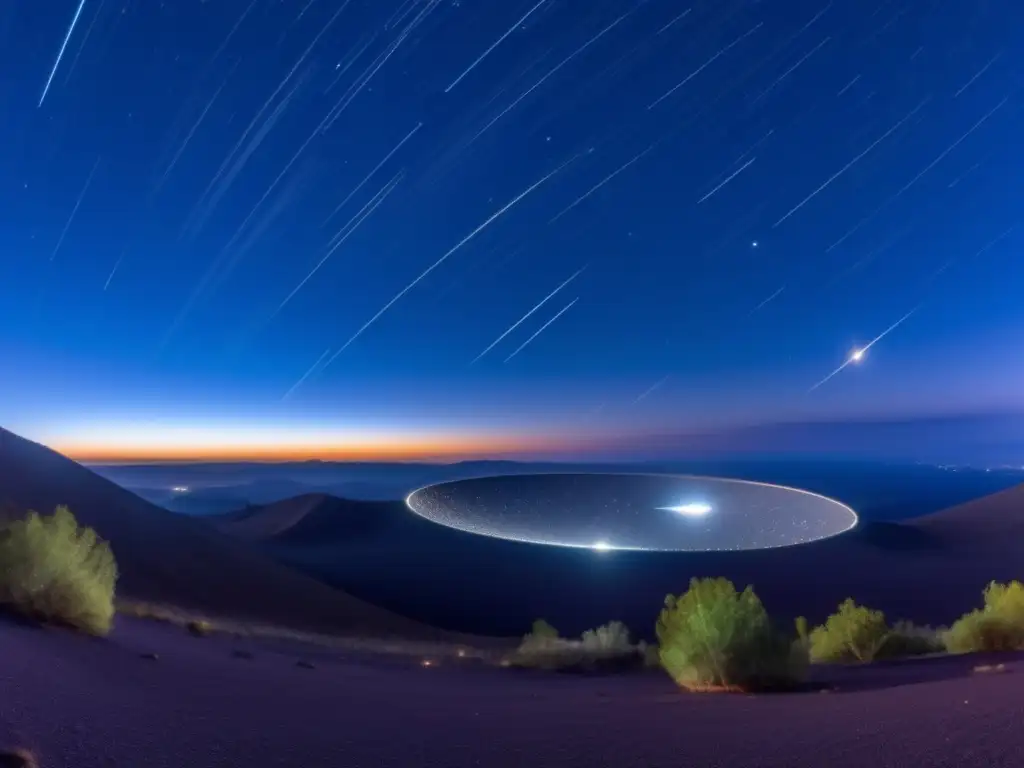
[187, 619, 214, 637]
[509, 620, 646, 673]
[581, 620, 632, 652]
[529, 618, 559, 642]
[794, 616, 809, 645]
[0, 506, 117, 636]
[656, 578, 805, 692]
[879, 620, 944, 658]
[809, 599, 889, 663]
[944, 581, 1024, 653]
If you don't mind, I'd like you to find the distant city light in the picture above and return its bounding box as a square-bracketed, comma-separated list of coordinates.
[659, 502, 713, 517]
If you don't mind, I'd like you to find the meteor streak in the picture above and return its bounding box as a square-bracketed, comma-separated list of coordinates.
[324, 122, 421, 225]
[471, 267, 586, 364]
[50, 156, 101, 261]
[282, 349, 332, 401]
[808, 307, 918, 392]
[504, 298, 579, 363]
[39, 0, 88, 106]
[826, 96, 1007, 253]
[273, 172, 404, 320]
[657, 7, 692, 35]
[444, 0, 548, 93]
[648, 23, 763, 109]
[697, 157, 756, 204]
[103, 249, 125, 291]
[314, 154, 581, 378]
[774, 99, 928, 228]
[550, 145, 654, 223]
[463, 12, 629, 148]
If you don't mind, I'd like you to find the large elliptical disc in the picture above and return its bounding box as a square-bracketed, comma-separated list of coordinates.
[405, 472, 858, 552]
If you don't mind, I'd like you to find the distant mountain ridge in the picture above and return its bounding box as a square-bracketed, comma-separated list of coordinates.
[0, 427, 462, 640]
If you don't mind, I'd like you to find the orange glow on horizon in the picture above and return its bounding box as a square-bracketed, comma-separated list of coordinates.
[57, 433, 580, 464]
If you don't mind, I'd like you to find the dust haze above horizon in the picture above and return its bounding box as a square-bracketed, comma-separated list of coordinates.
[1, 0, 1022, 464]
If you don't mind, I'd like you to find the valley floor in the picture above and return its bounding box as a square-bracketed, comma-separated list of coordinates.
[3, 617, 1024, 767]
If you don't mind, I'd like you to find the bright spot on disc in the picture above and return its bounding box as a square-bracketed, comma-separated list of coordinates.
[659, 502, 713, 517]
[592, 540, 612, 552]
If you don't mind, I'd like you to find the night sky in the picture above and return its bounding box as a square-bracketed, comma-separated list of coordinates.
[1, 0, 1021, 461]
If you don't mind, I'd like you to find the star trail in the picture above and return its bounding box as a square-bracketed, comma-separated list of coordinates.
[1, 0, 1022, 460]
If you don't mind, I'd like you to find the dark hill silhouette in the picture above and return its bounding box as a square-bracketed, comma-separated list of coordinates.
[211, 482, 1024, 638]
[915, 481, 1024, 538]
[214, 493, 394, 542]
[0, 427, 459, 640]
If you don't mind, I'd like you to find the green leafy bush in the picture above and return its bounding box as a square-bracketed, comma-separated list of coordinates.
[809, 599, 889, 663]
[656, 577, 806, 692]
[514, 619, 562, 655]
[944, 581, 1024, 653]
[794, 616, 809, 644]
[529, 618, 559, 641]
[809, 601, 942, 663]
[0, 506, 118, 636]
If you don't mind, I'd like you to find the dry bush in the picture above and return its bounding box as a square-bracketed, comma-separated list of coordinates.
[879, 620, 945, 658]
[508, 620, 646, 672]
[0, 506, 117, 636]
[187, 618, 214, 637]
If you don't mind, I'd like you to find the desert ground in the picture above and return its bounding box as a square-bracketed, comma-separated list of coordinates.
[4, 425, 1024, 767]
[3, 614, 1024, 768]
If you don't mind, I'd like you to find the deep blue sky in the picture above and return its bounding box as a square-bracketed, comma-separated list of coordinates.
[1, 0, 1022, 460]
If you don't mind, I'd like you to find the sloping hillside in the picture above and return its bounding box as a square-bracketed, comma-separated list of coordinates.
[913, 481, 1024, 539]
[0, 427, 455, 640]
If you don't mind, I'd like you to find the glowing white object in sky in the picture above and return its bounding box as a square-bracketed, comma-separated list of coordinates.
[659, 502, 713, 517]
[592, 540, 612, 552]
[808, 306, 918, 392]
